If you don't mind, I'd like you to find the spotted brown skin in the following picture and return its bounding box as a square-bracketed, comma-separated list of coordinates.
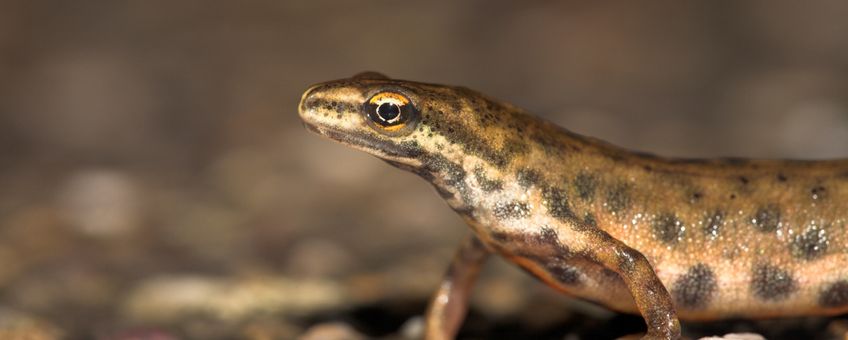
[299, 72, 848, 339]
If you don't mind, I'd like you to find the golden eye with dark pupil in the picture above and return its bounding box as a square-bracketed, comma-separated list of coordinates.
[365, 92, 415, 131]
[376, 102, 401, 123]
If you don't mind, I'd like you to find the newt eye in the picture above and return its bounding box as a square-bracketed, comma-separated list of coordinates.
[365, 92, 416, 132]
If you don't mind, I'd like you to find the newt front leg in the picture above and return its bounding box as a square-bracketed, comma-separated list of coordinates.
[588, 229, 682, 340]
[424, 234, 490, 340]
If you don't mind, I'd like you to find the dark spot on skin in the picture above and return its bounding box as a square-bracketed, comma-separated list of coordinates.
[689, 191, 704, 204]
[452, 205, 474, 217]
[516, 168, 542, 188]
[751, 205, 781, 233]
[494, 227, 572, 260]
[542, 186, 574, 221]
[544, 261, 582, 285]
[506, 228, 580, 286]
[305, 99, 319, 110]
[605, 183, 631, 213]
[411, 167, 435, 181]
[790, 224, 828, 260]
[533, 227, 573, 258]
[777, 173, 788, 182]
[672, 263, 717, 309]
[573, 173, 597, 202]
[537, 226, 559, 246]
[653, 213, 685, 244]
[751, 264, 797, 301]
[493, 201, 530, 219]
[422, 155, 465, 185]
[703, 211, 724, 239]
[491, 231, 510, 243]
[739, 176, 749, 185]
[583, 213, 598, 229]
[730, 194, 736, 200]
[473, 166, 503, 192]
[434, 186, 454, 199]
[811, 185, 827, 200]
[400, 140, 419, 149]
[417, 154, 469, 202]
[820, 280, 848, 308]
[643, 165, 653, 172]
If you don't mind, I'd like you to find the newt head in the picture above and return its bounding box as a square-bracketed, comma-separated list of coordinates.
[299, 72, 422, 164]
[298, 72, 528, 173]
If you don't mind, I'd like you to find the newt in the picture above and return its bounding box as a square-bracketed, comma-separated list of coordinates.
[297, 72, 848, 339]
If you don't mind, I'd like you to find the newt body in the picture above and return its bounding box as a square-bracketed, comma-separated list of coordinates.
[298, 72, 848, 339]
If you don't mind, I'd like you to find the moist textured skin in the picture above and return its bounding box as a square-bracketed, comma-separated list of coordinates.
[298, 73, 848, 339]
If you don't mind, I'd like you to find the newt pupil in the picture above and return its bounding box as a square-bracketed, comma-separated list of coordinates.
[377, 102, 401, 122]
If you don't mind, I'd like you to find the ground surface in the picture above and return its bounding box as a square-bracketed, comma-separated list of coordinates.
[2, 1, 848, 339]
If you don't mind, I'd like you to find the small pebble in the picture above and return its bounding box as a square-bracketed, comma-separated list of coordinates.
[298, 322, 364, 340]
[399, 316, 424, 339]
[58, 169, 140, 238]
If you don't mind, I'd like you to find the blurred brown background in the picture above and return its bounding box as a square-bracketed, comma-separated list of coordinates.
[1, 1, 847, 339]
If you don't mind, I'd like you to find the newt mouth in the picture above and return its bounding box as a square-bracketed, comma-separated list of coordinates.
[302, 122, 423, 161]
